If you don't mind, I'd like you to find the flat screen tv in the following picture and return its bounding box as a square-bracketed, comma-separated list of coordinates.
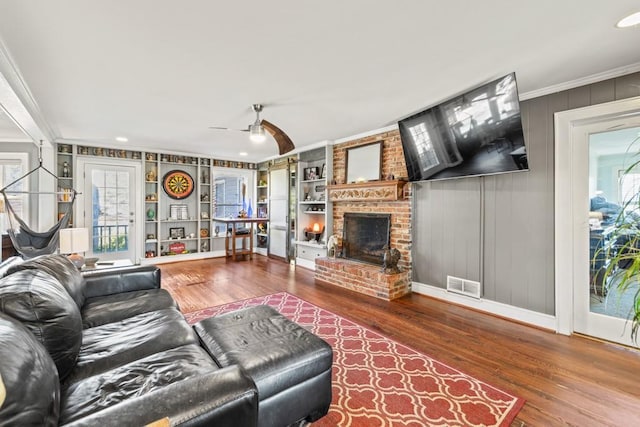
[398, 73, 528, 182]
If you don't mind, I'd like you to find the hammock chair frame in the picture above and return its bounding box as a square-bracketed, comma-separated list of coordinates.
[0, 141, 80, 258]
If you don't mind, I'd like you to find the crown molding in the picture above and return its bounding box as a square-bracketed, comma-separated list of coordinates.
[259, 139, 334, 162]
[0, 36, 53, 145]
[334, 124, 399, 145]
[519, 62, 640, 101]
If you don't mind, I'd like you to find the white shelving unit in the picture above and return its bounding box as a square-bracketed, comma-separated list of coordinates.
[56, 144, 75, 227]
[295, 144, 332, 270]
[57, 144, 257, 264]
[144, 152, 160, 258]
[255, 164, 269, 256]
[157, 158, 200, 257]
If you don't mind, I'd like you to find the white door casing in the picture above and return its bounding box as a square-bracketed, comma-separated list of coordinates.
[555, 95, 640, 347]
[77, 158, 142, 264]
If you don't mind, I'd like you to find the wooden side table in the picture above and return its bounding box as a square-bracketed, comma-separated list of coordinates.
[213, 217, 270, 261]
[2, 234, 18, 260]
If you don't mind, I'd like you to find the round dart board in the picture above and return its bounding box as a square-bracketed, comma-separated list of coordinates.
[162, 170, 194, 199]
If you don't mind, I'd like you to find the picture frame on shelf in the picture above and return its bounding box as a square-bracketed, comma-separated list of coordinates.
[304, 167, 319, 181]
[169, 204, 188, 220]
[320, 163, 326, 179]
[169, 227, 185, 239]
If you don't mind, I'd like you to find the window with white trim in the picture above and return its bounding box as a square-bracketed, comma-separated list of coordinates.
[0, 153, 29, 235]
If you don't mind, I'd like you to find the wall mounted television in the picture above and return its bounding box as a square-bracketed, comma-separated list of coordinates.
[398, 73, 528, 182]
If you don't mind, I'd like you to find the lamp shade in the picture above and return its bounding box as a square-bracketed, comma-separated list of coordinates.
[249, 123, 267, 143]
[59, 228, 89, 254]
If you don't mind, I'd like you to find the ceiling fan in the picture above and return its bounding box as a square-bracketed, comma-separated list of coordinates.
[209, 104, 295, 155]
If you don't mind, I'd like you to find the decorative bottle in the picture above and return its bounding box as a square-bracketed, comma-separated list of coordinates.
[247, 199, 253, 218]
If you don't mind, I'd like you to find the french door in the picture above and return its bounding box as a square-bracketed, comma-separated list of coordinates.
[79, 160, 140, 263]
[556, 97, 640, 347]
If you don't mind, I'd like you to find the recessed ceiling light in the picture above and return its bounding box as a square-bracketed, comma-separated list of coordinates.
[616, 11, 640, 28]
[115, 136, 128, 142]
[239, 152, 248, 156]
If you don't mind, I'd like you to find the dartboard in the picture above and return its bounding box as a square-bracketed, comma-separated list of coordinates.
[163, 170, 194, 199]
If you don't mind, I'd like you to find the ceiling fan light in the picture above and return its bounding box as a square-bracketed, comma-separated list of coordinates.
[249, 124, 266, 142]
[616, 11, 640, 28]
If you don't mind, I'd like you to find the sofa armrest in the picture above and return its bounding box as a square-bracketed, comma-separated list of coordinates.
[63, 365, 258, 427]
[82, 265, 161, 298]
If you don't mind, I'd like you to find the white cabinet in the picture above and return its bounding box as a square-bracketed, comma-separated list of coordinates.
[295, 145, 332, 270]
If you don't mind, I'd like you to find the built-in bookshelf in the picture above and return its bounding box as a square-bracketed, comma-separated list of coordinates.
[295, 145, 332, 270]
[56, 144, 257, 263]
[256, 163, 269, 256]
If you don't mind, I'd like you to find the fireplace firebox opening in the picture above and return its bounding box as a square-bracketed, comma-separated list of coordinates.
[341, 213, 391, 266]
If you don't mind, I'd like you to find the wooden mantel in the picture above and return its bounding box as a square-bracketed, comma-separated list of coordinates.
[328, 179, 407, 202]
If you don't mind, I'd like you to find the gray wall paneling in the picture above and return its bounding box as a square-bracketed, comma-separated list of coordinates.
[412, 178, 481, 287]
[412, 71, 640, 316]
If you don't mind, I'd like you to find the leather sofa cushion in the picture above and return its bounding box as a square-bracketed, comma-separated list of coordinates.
[194, 305, 333, 401]
[82, 265, 160, 299]
[8, 254, 86, 309]
[59, 366, 258, 427]
[81, 288, 178, 328]
[0, 269, 82, 381]
[0, 312, 60, 426]
[0, 256, 23, 278]
[67, 308, 199, 383]
[60, 344, 219, 425]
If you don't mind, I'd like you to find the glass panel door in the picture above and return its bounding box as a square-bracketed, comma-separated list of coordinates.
[588, 126, 640, 319]
[83, 162, 137, 262]
[575, 122, 640, 347]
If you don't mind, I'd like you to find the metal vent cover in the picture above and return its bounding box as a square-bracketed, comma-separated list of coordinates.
[446, 275, 481, 299]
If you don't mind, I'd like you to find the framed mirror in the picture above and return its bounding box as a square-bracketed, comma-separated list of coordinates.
[345, 141, 383, 183]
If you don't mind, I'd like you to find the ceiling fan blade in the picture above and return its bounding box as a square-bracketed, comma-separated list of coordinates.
[208, 126, 249, 132]
[261, 119, 295, 155]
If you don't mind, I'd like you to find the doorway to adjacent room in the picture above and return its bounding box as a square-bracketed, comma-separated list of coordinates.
[556, 97, 640, 347]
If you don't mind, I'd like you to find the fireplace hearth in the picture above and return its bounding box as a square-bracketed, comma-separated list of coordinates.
[342, 213, 391, 265]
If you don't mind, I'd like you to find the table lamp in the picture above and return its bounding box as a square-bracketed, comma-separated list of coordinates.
[59, 227, 89, 268]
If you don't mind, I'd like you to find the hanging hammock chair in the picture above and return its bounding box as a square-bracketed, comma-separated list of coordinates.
[1, 190, 75, 259]
[1, 144, 79, 259]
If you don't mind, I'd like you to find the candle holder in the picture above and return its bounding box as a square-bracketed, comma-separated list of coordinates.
[305, 224, 324, 242]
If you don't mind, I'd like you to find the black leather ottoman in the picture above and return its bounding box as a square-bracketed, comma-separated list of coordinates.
[194, 305, 333, 427]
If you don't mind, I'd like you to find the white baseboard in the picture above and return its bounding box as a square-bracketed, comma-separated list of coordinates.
[412, 282, 558, 332]
[254, 247, 268, 256]
[295, 257, 316, 271]
[140, 250, 226, 265]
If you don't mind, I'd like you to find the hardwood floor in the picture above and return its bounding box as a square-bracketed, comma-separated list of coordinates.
[159, 256, 640, 426]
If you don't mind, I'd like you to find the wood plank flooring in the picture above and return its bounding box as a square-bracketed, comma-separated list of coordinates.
[159, 256, 640, 426]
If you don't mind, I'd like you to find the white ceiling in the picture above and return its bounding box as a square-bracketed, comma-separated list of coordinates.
[0, 0, 640, 162]
[0, 109, 28, 140]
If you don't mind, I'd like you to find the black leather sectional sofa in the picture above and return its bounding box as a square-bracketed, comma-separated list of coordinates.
[0, 254, 332, 426]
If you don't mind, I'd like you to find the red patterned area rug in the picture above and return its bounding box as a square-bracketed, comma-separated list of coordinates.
[184, 292, 524, 427]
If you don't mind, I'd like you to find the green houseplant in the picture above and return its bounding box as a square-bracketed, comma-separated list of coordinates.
[596, 135, 640, 344]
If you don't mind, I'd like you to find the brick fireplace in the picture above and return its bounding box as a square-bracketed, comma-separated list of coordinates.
[314, 129, 412, 300]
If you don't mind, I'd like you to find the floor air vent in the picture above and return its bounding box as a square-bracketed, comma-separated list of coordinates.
[446, 275, 481, 299]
